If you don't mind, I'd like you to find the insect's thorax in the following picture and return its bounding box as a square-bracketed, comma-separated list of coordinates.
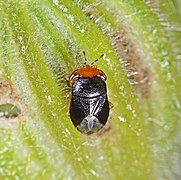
[72, 77, 107, 98]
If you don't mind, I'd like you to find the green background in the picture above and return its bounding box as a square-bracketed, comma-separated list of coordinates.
[0, 0, 180, 179]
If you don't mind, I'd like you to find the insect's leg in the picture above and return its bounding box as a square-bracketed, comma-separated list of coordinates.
[66, 92, 72, 116]
[108, 101, 113, 109]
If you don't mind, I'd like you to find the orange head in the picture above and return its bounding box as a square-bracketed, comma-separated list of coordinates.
[69, 52, 106, 83]
[69, 65, 106, 83]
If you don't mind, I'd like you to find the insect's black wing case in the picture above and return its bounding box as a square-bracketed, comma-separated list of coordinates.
[70, 94, 109, 127]
[70, 77, 109, 127]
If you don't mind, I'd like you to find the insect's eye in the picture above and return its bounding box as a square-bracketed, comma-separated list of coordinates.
[69, 70, 80, 83]
[98, 70, 107, 81]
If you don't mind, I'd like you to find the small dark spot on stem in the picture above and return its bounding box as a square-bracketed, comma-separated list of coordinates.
[0, 76, 23, 128]
[0, 103, 21, 118]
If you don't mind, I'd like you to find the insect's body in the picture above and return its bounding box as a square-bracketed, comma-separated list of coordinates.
[69, 53, 110, 134]
[70, 77, 109, 134]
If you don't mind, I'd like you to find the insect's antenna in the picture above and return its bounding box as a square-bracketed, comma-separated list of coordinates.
[91, 54, 105, 66]
[83, 51, 87, 66]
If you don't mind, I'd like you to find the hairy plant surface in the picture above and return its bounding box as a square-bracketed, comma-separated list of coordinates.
[0, 0, 180, 179]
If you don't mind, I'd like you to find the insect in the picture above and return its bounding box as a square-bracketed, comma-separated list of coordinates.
[69, 52, 110, 134]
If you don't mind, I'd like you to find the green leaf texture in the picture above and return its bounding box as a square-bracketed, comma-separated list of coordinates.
[0, 0, 180, 179]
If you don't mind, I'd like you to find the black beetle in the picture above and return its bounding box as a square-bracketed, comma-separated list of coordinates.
[69, 53, 110, 134]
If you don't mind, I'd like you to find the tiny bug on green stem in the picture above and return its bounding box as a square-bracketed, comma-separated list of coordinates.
[69, 52, 110, 134]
